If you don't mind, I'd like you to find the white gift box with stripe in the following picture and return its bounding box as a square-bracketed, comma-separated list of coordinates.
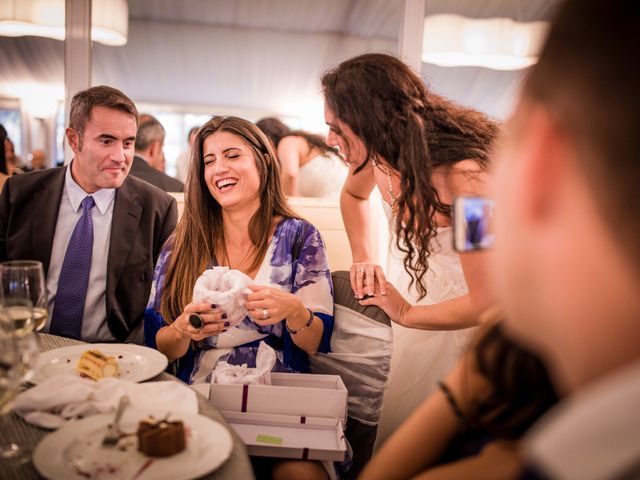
[205, 373, 348, 461]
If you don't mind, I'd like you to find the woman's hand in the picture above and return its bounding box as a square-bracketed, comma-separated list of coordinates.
[359, 281, 412, 325]
[245, 285, 307, 327]
[171, 301, 229, 342]
[350, 262, 387, 299]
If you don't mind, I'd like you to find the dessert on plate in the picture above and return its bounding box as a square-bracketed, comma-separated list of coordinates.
[75, 349, 119, 381]
[137, 417, 186, 457]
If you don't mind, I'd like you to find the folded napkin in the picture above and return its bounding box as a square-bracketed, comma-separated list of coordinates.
[213, 341, 276, 385]
[14, 374, 198, 429]
[193, 266, 254, 328]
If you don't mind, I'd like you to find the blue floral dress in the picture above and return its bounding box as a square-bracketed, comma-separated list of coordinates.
[144, 217, 334, 384]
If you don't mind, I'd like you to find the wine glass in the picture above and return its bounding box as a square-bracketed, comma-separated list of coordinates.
[0, 321, 25, 461]
[0, 260, 49, 334]
[13, 330, 39, 384]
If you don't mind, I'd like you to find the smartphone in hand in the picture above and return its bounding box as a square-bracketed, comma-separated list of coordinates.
[453, 196, 496, 252]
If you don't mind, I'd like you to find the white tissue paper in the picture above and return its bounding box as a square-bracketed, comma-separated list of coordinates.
[213, 341, 276, 385]
[192, 266, 253, 328]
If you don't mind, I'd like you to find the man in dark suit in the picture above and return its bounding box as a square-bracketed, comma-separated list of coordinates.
[0, 86, 177, 343]
[129, 115, 184, 192]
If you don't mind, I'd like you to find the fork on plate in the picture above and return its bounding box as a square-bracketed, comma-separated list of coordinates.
[102, 395, 130, 447]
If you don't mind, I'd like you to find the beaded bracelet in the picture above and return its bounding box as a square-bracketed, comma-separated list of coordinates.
[437, 381, 467, 426]
[285, 308, 314, 335]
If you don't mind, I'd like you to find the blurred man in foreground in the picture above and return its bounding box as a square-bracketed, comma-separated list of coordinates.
[493, 0, 640, 478]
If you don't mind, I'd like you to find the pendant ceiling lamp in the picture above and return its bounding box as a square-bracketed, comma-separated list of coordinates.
[422, 14, 549, 71]
[0, 0, 128, 46]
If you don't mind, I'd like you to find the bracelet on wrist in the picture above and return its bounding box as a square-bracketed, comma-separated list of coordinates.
[285, 308, 314, 335]
[438, 381, 467, 427]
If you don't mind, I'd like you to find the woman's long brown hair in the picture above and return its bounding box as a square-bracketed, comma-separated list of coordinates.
[322, 53, 499, 299]
[160, 116, 300, 321]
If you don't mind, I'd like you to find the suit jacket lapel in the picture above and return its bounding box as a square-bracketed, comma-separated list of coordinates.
[32, 167, 66, 272]
[107, 178, 142, 310]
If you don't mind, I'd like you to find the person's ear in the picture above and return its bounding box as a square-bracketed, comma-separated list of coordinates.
[149, 140, 162, 159]
[66, 127, 80, 153]
[514, 103, 572, 225]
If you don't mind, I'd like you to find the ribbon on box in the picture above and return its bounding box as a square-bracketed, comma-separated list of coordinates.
[242, 384, 249, 413]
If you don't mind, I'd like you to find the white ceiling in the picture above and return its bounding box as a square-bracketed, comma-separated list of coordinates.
[0, 0, 559, 125]
[128, 0, 557, 36]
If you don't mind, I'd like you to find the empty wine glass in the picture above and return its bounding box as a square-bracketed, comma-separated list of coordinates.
[0, 261, 49, 334]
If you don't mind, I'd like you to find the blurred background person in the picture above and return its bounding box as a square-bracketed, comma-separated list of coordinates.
[4, 136, 21, 176]
[25, 149, 47, 172]
[0, 124, 8, 189]
[131, 114, 184, 192]
[257, 117, 347, 198]
[175, 125, 199, 184]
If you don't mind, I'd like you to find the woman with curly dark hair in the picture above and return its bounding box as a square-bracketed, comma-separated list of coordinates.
[321, 53, 499, 441]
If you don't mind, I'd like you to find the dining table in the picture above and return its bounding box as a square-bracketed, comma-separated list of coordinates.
[0, 333, 256, 480]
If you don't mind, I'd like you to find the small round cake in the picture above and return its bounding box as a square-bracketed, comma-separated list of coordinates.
[137, 417, 186, 457]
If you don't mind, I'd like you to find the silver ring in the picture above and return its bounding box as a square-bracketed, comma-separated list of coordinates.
[262, 308, 269, 319]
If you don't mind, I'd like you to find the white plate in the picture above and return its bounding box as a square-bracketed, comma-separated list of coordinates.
[31, 343, 169, 384]
[33, 407, 234, 480]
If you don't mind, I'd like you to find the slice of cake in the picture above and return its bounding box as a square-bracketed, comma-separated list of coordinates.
[75, 349, 119, 381]
[137, 417, 186, 457]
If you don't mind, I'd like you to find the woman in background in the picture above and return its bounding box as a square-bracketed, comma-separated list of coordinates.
[257, 117, 347, 198]
[321, 53, 499, 443]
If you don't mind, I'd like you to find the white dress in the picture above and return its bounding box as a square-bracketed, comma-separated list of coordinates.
[375, 204, 476, 447]
[297, 153, 348, 198]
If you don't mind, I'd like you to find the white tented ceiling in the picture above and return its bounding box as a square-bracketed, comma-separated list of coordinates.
[0, 0, 558, 122]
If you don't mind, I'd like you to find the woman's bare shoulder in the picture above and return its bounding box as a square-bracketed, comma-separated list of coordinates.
[278, 135, 307, 149]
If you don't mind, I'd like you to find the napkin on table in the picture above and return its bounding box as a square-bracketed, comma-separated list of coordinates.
[14, 374, 198, 429]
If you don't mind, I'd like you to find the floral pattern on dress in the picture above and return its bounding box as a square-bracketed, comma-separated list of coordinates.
[144, 217, 334, 384]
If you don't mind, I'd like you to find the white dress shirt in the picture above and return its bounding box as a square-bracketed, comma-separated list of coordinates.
[44, 164, 116, 342]
[525, 360, 640, 480]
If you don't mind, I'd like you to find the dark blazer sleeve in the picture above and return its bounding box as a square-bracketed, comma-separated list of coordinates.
[106, 177, 178, 342]
[130, 156, 185, 192]
[155, 195, 178, 262]
[0, 168, 64, 268]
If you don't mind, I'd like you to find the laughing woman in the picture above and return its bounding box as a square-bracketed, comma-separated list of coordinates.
[144, 116, 334, 479]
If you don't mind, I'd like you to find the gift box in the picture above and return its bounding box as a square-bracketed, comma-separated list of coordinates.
[208, 372, 348, 460]
[224, 411, 347, 461]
